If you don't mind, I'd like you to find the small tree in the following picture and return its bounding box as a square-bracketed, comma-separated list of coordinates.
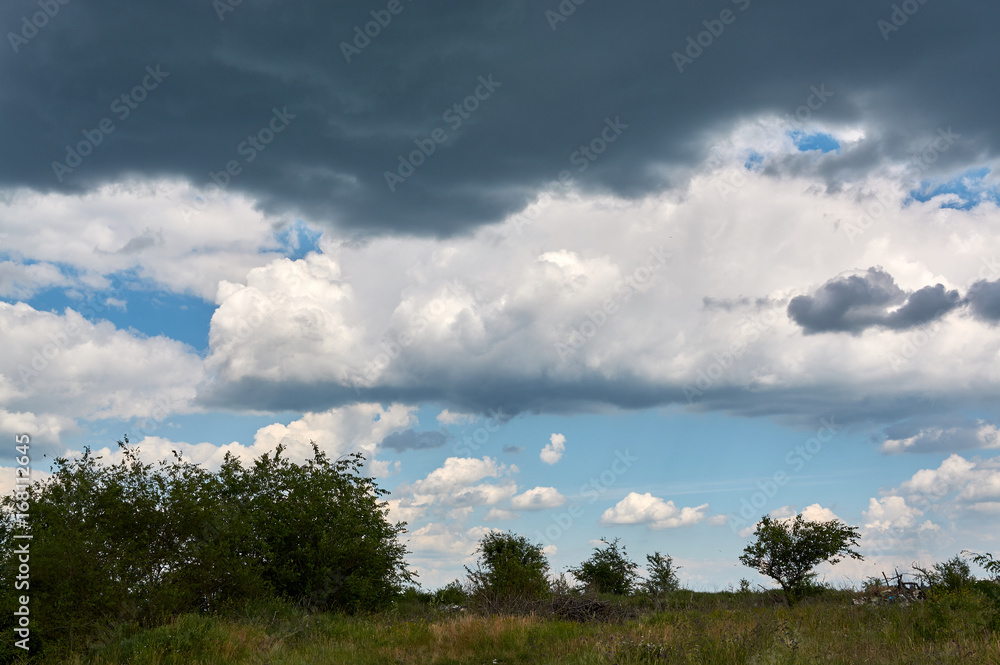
[642, 551, 681, 596]
[465, 531, 549, 605]
[739, 513, 862, 605]
[570, 537, 638, 596]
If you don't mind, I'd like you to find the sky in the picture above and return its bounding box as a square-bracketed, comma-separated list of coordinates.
[2, 0, 1000, 591]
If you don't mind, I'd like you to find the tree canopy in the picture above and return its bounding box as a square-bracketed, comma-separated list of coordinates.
[739, 513, 863, 605]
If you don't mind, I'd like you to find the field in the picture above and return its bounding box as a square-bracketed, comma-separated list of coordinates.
[37, 590, 1000, 665]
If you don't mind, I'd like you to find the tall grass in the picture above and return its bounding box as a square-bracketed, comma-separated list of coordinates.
[29, 590, 999, 665]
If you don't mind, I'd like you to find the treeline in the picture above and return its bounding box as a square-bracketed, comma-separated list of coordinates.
[2, 444, 999, 661]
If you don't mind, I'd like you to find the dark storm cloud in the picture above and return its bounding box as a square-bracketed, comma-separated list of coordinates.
[2, 0, 998, 236]
[966, 279, 1000, 323]
[788, 267, 960, 334]
[379, 428, 448, 452]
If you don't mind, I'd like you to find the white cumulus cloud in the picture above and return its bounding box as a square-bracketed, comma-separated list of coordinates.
[541, 433, 566, 465]
[511, 486, 566, 510]
[600, 492, 709, 529]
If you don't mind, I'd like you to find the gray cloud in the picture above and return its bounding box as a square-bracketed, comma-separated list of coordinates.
[966, 279, 1000, 323]
[2, 1, 998, 236]
[881, 416, 1000, 454]
[379, 428, 448, 452]
[788, 268, 959, 334]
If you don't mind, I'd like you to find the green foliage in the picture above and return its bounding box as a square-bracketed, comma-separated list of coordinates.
[914, 554, 976, 591]
[465, 531, 550, 603]
[739, 513, 862, 606]
[965, 550, 1000, 583]
[642, 552, 681, 596]
[0, 437, 412, 656]
[433, 580, 467, 606]
[570, 537, 638, 596]
[915, 587, 1000, 640]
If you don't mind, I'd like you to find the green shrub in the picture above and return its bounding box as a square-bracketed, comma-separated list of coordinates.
[433, 580, 467, 605]
[915, 587, 998, 640]
[570, 537, 638, 596]
[914, 554, 976, 591]
[642, 552, 681, 597]
[465, 531, 550, 606]
[0, 438, 413, 656]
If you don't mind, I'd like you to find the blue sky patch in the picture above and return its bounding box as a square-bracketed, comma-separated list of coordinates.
[907, 167, 998, 210]
[790, 131, 840, 153]
[275, 219, 324, 260]
[22, 279, 215, 352]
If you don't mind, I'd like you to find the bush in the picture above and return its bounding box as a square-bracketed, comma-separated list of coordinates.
[465, 531, 550, 608]
[915, 587, 999, 640]
[642, 551, 681, 597]
[433, 580, 467, 605]
[570, 538, 638, 596]
[0, 438, 413, 656]
[914, 555, 976, 591]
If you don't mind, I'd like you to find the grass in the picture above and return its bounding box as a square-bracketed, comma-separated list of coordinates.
[28, 591, 1000, 665]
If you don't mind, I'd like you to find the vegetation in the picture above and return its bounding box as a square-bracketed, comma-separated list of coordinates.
[569, 537, 638, 596]
[914, 554, 976, 591]
[11, 589, 1000, 664]
[739, 513, 863, 606]
[0, 438, 412, 659]
[464, 531, 549, 609]
[3, 439, 1000, 663]
[641, 551, 681, 597]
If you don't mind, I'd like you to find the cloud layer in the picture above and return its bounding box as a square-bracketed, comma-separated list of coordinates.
[3, 1, 999, 236]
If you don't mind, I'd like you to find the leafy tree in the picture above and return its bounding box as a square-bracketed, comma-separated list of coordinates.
[642, 551, 681, 596]
[0, 437, 412, 657]
[465, 531, 550, 603]
[570, 537, 638, 596]
[739, 513, 862, 605]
